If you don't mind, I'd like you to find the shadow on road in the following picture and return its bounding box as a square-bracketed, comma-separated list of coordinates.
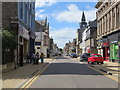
[42, 63, 104, 75]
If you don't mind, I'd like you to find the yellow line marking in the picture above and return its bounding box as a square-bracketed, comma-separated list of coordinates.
[22, 64, 50, 89]
[19, 70, 40, 90]
[88, 65, 119, 83]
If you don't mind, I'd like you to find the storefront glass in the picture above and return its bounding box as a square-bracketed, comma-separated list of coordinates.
[110, 44, 119, 60]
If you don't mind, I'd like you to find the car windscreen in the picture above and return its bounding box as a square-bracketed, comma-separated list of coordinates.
[94, 55, 102, 57]
[84, 53, 90, 56]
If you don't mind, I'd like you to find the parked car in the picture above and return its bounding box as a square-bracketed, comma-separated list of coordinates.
[80, 53, 90, 62]
[88, 54, 104, 64]
[70, 53, 77, 58]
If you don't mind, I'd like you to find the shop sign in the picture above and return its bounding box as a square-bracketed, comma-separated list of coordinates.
[111, 41, 118, 44]
[102, 42, 109, 46]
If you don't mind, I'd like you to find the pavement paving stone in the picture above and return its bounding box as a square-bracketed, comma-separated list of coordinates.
[91, 61, 120, 82]
[2, 58, 53, 88]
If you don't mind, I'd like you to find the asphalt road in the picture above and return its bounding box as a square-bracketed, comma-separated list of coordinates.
[28, 57, 118, 88]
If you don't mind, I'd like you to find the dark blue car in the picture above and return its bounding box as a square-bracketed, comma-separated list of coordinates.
[70, 53, 77, 58]
[80, 53, 90, 62]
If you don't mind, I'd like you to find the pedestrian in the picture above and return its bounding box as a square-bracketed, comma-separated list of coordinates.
[32, 52, 36, 65]
[36, 52, 39, 64]
[26, 54, 30, 64]
[40, 53, 45, 64]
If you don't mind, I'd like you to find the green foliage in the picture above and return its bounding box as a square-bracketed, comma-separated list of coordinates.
[2, 29, 18, 64]
[2, 29, 18, 51]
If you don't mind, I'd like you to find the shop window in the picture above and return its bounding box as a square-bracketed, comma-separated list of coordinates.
[110, 44, 119, 60]
[37, 47, 40, 49]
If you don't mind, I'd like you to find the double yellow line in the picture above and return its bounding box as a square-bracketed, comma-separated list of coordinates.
[19, 64, 50, 90]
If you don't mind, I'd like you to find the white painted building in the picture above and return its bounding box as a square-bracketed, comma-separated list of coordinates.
[81, 28, 87, 54]
[35, 18, 49, 57]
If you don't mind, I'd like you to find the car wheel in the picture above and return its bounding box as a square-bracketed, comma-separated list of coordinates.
[97, 62, 99, 64]
[101, 62, 104, 64]
[91, 62, 94, 64]
[88, 61, 89, 64]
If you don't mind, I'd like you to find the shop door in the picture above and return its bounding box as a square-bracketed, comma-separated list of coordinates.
[19, 45, 23, 66]
[103, 47, 105, 60]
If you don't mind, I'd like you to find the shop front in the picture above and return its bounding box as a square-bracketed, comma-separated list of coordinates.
[97, 39, 103, 56]
[18, 24, 29, 66]
[119, 34, 120, 63]
[102, 41, 110, 61]
[108, 32, 120, 62]
[86, 47, 91, 53]
[110, 42, 119, 62]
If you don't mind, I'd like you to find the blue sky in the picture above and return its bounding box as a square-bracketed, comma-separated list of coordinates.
[35, 0, 97, 48]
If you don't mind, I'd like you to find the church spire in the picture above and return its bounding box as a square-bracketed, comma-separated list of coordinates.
[81, 11, 86, 22]
[79, 11, 87, 30]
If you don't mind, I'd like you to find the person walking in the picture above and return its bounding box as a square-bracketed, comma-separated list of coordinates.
[32, 52, 36, 65]
[36, 52, 39, 64]
[40, 53, 45, 64]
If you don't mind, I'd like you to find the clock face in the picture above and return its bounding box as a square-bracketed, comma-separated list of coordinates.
[83, 25, 85, 27]
[82, 25, 85, 29]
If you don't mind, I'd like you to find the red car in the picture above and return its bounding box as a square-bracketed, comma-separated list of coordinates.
[88, 54, 104, 64]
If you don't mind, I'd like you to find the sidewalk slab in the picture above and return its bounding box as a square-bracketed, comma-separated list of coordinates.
[91, 62, 120, 82]
[2, 58, 54, 88]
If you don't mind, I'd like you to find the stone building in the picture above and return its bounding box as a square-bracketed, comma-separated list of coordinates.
[95, 1, 120, 62]
[71, 38, 77, 53]
[35, 18, 50, 57]
[64, 43, 70, 56]
[49, 38, 54, 57]
[76, 11, 87, 55]
[85, 20, 97, 54]
[2, 1, 35, 71]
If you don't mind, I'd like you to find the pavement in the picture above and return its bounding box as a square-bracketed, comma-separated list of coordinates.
[2, 58, 54, 88]
[90, 61, 120, 82]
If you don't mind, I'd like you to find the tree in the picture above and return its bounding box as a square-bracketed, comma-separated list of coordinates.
[1, 29, 18, 64]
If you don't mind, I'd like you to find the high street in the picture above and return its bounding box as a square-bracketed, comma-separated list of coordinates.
[20, 57, 118, 89]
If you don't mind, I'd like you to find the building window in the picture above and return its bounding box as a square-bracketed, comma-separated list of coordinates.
[24, 4, 27, 24]
[106, 15, 108, 32]
[102, 17, 105, 34]
[112, 8, 115, 28]
[109, 12, 111, 30]
[101, 19, 102, 35]
[116, 5, 119, 26]
[37, 47, 40, 49]
[20, 2, 23, 20]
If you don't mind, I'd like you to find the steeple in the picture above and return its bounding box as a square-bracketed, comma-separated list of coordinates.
[45, 17, 47, 26]
[81, 11, 86, 22]
[80, 11, 87, 30]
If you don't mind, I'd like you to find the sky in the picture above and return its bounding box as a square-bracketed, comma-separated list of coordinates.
[35, 0, 97, 48]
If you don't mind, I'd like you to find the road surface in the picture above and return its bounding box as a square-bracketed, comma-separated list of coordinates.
[24, 57, 118, 88]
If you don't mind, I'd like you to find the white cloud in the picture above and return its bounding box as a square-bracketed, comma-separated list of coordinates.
[35, 9, 47, 19]
[35, 0, 57, 8]
[50, 27, 76, 48]
[53, 4, 96, 23]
